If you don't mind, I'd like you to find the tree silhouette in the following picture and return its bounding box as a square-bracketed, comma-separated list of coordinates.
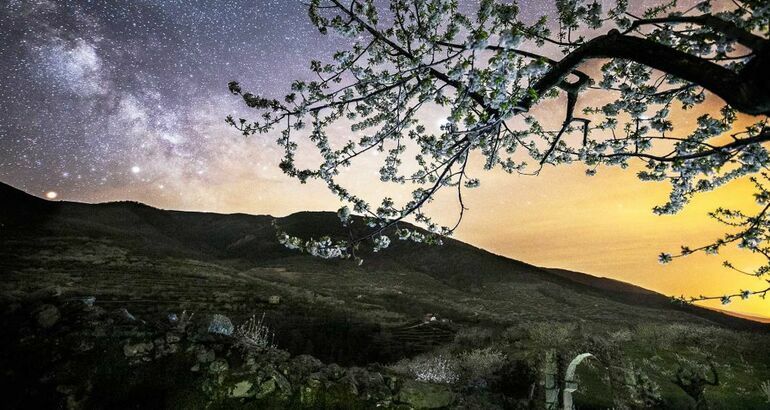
[229, 0, 769, 304]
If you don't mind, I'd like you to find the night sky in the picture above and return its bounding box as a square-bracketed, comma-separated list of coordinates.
[3, 0, 766, 317]
[0, 0, 556, 202]
[1, 0, 345, 200]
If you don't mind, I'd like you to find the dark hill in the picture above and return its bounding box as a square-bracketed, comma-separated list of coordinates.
[0, 180, 766, 334]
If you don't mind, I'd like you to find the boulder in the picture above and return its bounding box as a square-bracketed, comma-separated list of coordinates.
[196, 347, 216, 363]
[255, 378, 275, 399]
[300, 378, 323, 406]
[229, 380, 254, 398]
[208, 314, 234, 336]
[123, 342, 154, 358]
[116, 308, 136, 322]
[257, 372, 291, 400]
[35, 304, 60, 328]
[209, 358, 229, 374]
[292, 354, 323, 377]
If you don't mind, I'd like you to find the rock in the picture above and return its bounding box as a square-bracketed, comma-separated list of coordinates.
[397, 380, 455, 409]
[116, 308, 136, 322]
[330, 374, 359, 400]
[166, 333, 181, 344]
[81, 296, 96, 307]
[262, 372, 291, 400]
[292, 354, 323, 376]
[209, 358, 229, 374]
[207, 314, 234, 336]
[300, 378, 323, 405]
[35, 304, 60, 328]
[196, 347, 215, 363]
[229, 380, 254, 398]
[348, 367, 389, 400]
[384, 375, 400, 392]
[255, 378, 276, 399]
[72, 338, 95, 353]
[123, 342, 154, 358]
[153, 337, 178, 358]
[325, 363, 345, 380]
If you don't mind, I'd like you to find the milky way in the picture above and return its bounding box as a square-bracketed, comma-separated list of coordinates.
[1, 1, 334, 199]
[0, 0, 565, 206]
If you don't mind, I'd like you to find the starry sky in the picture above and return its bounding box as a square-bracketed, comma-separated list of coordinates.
[1, 0, 767, 319]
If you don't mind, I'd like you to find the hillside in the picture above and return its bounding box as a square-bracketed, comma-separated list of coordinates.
[0, 181, 762, 332]
[3, 181, 770, 408]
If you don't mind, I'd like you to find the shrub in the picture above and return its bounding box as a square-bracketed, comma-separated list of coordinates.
[391, 354, 460, 384]
[527, 321, 576, 347]
[235, 313, 276, 350]
[458, 347, 506, 382]
[609, 328, 632, 343]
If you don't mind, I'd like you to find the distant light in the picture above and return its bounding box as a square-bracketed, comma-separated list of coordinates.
[45, 191, 58, 199]
[131, 166, 141, 174]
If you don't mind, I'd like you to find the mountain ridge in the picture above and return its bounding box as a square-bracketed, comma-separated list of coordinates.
[1, 180, 767, 329]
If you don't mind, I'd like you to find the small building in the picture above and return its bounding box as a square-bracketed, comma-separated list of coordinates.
[268, 295, 281, 305]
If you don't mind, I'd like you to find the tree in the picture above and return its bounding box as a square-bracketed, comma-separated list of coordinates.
[228, 0, 770, 304]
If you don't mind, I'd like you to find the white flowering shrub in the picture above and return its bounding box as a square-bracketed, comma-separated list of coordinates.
[458, 348, 506, 382]
[230, 0, 770, 302]
[235, 313, 276, 350]
[404, 354, 459, 384]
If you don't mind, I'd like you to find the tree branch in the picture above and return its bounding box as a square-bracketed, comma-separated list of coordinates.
[604, 130, 770, 162]
[625, 14, 767, 51]
[522, 30, 770, 116]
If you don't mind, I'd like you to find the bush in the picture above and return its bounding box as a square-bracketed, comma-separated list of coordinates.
[609, 328, 632, 343]
[527, 321, 576, 347]
[458, 348, 506, 383]
[391, 354, 460, 384]
[235, 313, 276, 350]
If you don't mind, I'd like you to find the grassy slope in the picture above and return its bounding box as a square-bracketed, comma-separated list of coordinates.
[1, 181, 762, 330]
